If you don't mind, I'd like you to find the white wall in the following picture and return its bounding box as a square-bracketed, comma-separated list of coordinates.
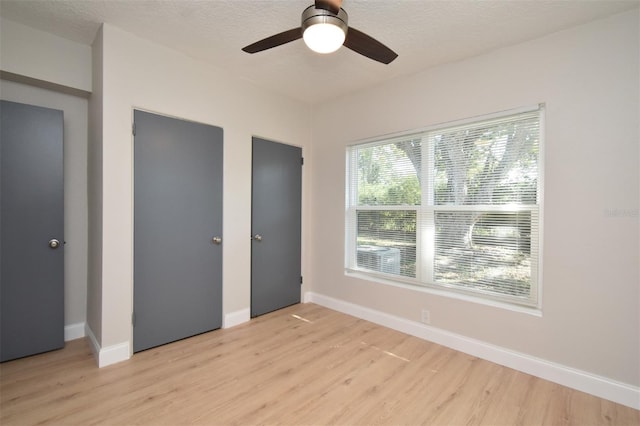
[87, 26, 104, 345]
[311, 8, 639, 390]
[91, 24, 313, 359]
[0, 17, 91, 92]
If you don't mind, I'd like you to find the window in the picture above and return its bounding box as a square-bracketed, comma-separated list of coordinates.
[346, 106, 543, 307]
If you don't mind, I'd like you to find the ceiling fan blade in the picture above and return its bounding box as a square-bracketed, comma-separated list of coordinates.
[343, 27, 398, 64]
[242, 28, 302, 53]
[315, 0, 342, 15]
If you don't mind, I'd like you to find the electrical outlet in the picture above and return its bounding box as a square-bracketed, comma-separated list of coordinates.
[421, 309, 431, 324]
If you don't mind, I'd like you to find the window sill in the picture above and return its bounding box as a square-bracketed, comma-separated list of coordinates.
[344, 270, 543, 317]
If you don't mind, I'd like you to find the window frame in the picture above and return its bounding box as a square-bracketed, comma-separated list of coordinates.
[345, 105, 544, 311]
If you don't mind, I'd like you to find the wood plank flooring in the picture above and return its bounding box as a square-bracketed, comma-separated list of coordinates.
[1, 303, 638, 425]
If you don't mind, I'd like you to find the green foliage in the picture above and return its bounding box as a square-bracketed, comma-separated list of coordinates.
[357, 210, 417, 234]
[357, 143, 420, 206]
[359, 177, 420, 205]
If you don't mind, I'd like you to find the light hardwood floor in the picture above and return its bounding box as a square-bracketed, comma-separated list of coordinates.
[1, 303, 638, 425]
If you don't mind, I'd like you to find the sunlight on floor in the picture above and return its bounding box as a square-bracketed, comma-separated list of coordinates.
[360, 341, 411, 362]
[291, 314, 313, 323]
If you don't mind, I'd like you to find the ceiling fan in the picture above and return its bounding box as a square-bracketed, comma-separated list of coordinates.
[242, 0, 398, 64]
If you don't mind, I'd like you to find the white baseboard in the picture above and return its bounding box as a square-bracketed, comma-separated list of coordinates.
[84, 324, 130, 368]
[98, 342, 130, 368]
[305, 291, 640, 410]
[64, 322, 86, 341]
[302, 292, 313, 303]
[82, 308, 249, 368]
[224, 308, 251, 328]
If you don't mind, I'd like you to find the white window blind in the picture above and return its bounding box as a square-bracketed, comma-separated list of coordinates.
[346, 106, 543, 307]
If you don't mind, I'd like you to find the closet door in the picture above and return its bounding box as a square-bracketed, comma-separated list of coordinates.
[1, 100, 64, 362]
[133, 110, 223, 352]
[251, 137, 302, 317]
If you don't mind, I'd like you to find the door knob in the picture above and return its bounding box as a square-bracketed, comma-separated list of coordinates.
[212, 236, 222, 245]
[48, 239, 60, 249]
[253, 234, 263, 242]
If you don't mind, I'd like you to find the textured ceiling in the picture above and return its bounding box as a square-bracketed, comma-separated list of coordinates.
[0, 0, 638, 104]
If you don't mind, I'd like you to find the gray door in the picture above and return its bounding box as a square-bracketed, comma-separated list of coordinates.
[251, 137, 302, 317]
[0, 100, 64, 362]
[134, 110, 223, 353]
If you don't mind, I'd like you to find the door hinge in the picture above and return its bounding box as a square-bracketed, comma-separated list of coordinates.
[132, 122, 136, 136]
[300, 276, 303, 285]
[301, 157, 304, 166]
[132, 312, 136, 327]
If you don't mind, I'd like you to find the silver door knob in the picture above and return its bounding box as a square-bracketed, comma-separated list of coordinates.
[48, 239, 60, 249]
[253, 234, 263, 242]
[212, 236, 222, 245]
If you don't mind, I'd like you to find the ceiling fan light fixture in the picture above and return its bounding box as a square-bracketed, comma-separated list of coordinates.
[303, 23, 345, 53]
[301, 6, 348, 54]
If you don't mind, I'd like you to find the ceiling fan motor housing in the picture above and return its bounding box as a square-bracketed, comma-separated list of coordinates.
[301, 5, 349, 35]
